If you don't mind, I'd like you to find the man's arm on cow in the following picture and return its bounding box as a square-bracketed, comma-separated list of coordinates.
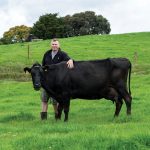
[62, 51, 74, 69]
[67, 59, 74, 69]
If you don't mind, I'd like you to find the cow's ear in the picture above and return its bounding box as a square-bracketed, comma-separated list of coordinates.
[42, 65, 49, 72]
[24, 67, 31, 73]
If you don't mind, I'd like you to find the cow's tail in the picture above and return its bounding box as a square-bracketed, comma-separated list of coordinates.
[128, 62, 132, 95]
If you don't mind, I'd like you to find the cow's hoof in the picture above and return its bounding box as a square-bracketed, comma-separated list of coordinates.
[55, 117, 61, 121]
[64, 119, 68, 122]
[55, 114, 61, 121]
[114, 114, 119, 118]
[55, 113, 58, 118]
[127, 111, 131, 115]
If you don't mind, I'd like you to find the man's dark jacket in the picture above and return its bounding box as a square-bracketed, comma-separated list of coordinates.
[42, 49, 71, 66]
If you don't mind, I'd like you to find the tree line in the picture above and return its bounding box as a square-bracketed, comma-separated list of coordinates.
[0, 11, 111, 44]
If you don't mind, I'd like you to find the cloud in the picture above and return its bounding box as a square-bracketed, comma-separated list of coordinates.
[99, 0, 150, 33]
[0, 0, 150, 37]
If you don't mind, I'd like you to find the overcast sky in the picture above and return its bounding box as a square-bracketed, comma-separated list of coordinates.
[0, 0, 150, 37]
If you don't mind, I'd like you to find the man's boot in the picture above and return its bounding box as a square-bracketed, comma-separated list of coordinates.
[40, 112, 47, 120]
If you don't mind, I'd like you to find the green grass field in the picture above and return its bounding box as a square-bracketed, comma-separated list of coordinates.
[0, 32, 150, 150]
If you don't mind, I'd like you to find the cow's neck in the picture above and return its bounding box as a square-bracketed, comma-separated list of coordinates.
[40, 73, 56, 98]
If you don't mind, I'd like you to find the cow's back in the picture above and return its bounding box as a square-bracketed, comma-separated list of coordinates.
[70, 59, 110, 84]
[110, 58, 131, 70]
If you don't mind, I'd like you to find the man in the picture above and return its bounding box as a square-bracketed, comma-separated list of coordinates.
[41, 38, 74, 120]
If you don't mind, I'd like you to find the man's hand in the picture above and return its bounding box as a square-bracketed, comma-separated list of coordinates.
[67, 59, 74, 69]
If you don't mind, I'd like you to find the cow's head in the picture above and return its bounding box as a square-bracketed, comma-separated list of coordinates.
[24, 63, 47, 91]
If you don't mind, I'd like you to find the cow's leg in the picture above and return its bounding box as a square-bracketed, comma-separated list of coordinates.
[63, 100, 70, 122]
[57, 102, 63, 120]
[116, 81, 132, 115]
[114, 95, 123, 117]
[51, 98, 58, 119]
[124, 93, 132, 115]
[119, 89, 132, 115]
[104, 87, 123, 117]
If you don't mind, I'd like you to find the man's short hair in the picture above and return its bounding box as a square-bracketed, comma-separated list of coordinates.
[51, 38, 59, 43]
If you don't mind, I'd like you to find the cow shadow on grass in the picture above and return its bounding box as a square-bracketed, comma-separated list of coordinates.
[0, 112, 35, 123]
[68, 107, 142, 125]
[68, 115, 141, 125]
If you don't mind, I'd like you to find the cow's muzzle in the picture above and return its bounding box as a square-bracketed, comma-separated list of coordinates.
[34, 83, 41, 91]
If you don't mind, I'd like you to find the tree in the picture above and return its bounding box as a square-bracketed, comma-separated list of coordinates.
[94, 15, 111, 34]
[63, 11, 111, 36]
[31, 11, 111, 40]
[3, 25, 31, 44]
[62, 15, 74, 37]
[31, 13, 64, 39]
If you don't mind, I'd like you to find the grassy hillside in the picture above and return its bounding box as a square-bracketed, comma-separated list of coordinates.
[0, 32, 150, 80]
[0, 32, 150, 150]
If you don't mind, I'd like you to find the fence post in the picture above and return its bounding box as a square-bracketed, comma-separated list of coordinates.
[134, 51, 138, 64]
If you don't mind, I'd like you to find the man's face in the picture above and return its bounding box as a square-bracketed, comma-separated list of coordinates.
[51, 41, 60, 51]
